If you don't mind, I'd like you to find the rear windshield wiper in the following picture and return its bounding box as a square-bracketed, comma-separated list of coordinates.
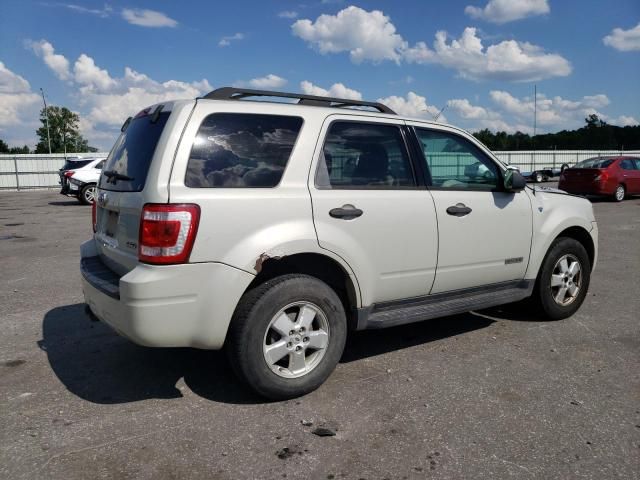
[103, 170, 135, 183]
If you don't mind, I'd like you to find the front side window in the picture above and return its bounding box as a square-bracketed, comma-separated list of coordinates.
[185, 113, 303, 188]
[316, 122, 415, 189]
[415, 128, 500, 190]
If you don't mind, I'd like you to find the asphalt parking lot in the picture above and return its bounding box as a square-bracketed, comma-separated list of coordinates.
[1, 188, 639, 480]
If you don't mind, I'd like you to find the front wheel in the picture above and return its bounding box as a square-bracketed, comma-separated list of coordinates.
[534, 172, 543, 183]
[226, 274, 347, 400]
[79, 184, 96, 205]
[532, 237, 591, 320]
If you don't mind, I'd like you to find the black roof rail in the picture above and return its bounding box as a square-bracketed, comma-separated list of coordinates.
[201, 87, 396, 115]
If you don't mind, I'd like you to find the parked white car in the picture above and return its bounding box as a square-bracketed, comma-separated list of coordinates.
[81, 87, 598, 399]
[61, 157, 105, 204]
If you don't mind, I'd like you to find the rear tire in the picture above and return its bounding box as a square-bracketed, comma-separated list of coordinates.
[532, 237, 591, 320]
[534, 172, 543, 183]
[613, 184, 625, 202]
[79, 184, 96, 205]
[226, 274, 347, 400]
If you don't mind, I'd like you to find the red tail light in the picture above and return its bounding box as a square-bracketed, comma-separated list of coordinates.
[64, 170, 75, 177]
[91, 200, 97, 233]
[594, 171, 607, 182]
[138, 204, 200, 265]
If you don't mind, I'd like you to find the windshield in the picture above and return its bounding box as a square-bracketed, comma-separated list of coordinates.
[98, 110, 170, 192]
[573, 158, 615, 169]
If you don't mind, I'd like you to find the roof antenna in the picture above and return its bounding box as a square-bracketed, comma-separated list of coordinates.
[433, 104, 447, 122]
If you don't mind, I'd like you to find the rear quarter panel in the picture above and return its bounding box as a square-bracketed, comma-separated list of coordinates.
[167, 101, 362, 303]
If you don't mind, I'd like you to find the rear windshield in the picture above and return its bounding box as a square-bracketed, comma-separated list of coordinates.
[61, 160, 92, 170]
[98, 111, 171, 192]
[573, 158, 615, 169]
[185, 113, 303, 188]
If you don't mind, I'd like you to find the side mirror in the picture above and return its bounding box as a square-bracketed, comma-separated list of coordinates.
[504, 170, 526, 192]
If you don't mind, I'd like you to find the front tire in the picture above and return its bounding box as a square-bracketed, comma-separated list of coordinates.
[534, 172, 543, 183]
[532, 237, 591, 320]
[79, 184, 96, 205]
[226, 274, 347, 400]
[613, 184, 625, 202]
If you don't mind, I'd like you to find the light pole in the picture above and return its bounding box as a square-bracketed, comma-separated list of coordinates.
[39, 88, 52, 154]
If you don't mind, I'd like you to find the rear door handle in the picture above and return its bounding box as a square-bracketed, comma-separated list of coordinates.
[446, 203, 472, 216]
[329, 205, 363, 220]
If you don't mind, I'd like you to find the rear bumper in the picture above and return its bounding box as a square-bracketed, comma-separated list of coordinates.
[558, 182, 612, 196]
[80, 240, 254, 349]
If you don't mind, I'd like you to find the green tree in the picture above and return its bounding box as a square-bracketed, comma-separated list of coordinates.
[35, 106, 96, 153]
[0, 139, 31, 154]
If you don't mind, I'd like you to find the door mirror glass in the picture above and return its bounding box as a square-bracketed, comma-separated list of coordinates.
[504, 170, 526, 192]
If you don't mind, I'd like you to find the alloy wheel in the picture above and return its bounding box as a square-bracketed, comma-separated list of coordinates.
[549, 254, 582, 306]
[262, 302, 330, 379]
[84, 186, 96, 204]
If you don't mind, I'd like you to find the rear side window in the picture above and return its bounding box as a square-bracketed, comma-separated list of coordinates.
[316, 122, 415, 189]
[185, 113, 303, 188]
[99, 111, 171, 192]
[573, 158, 614, 169]
[62, 160, 91, 170]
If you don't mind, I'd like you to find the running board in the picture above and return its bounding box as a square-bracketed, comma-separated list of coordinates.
[355, 280, 534, 330]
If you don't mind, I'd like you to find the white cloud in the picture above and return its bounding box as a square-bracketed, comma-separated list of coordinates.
[488, 90, 620, 131]
[447, 97, 531, 133]
[603, 23, 640, 52]
[26, 39, 71, 80]
[218, 33, 244, 47]
[377, 92, 446, 122]
[292, 6, 407, 63]
[235, 74, 287, 89]
[0, 62, 40, 128]
[74, 54, 117, 91]
[62, 3, 113, 17]
[292, 7, 570, 81]
[465, 0, 549, 24]
[611, 115, 639, 127]
[448, 98, 494, 120]
[26, 40, 212, 148]
[0, 61, 31, 94]
[300, 81, 362, 100]
[278, 11, 298, 19]
[121, 8, 177, 28]
[407, 28, 572, 82]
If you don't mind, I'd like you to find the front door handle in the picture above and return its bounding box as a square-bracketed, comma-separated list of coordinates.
[446, 203, 472, 216]
[329, 204, 363, 220]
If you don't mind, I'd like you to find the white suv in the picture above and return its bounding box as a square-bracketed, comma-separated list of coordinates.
[60, 157, 105, 204]
[81, 88, 598, 399]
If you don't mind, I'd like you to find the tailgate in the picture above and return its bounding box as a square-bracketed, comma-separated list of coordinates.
[93, 106, 174, 276]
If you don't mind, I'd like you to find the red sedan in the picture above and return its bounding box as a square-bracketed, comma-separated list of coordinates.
[558, 156, 640, 202]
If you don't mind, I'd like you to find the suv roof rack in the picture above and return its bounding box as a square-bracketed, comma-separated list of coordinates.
[201, 87, 396, 115]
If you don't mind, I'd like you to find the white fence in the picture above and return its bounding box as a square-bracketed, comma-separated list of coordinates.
[1, 150, 639, 190]
[492, 150, 640, 173]
[0, 153, 109, 190]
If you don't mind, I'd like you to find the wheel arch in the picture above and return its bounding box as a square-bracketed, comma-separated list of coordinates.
[246, 252, 360, 329]
[552, 226, 595, 270]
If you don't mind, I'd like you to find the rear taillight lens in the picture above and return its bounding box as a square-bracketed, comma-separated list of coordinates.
[64, 171, 75, 177]
[91, 200, 97, 233]
[594, 171, 607, 182]
[138, 204, 200, 265]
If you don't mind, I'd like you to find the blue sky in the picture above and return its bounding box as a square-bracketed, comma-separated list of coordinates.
[0, 0, 639, 150]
